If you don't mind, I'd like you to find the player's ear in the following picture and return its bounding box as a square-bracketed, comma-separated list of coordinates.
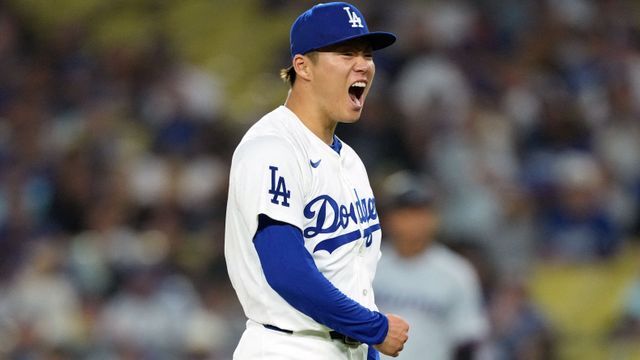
[293, 54, 313, 81]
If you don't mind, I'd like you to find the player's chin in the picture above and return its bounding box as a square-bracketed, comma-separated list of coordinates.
[341, 107, 364, 123]
[342, 97, 365, 122]
[340, 113, 362, 124]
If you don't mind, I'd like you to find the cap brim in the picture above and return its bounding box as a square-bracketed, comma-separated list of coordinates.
[312, 31, 397, 53]
[360, 31, 397, 51]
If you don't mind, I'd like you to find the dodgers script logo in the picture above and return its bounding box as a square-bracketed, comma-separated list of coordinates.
[303, 189, 380, 254]
[343, 6, 364, 28]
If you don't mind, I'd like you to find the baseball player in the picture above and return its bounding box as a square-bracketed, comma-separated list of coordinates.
[224, 2, 409, 360]
[373, 171, 489, 360]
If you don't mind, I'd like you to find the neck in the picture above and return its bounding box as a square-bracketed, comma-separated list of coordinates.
[284, 89, 337, 145]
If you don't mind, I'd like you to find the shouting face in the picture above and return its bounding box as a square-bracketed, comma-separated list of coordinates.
[308, 39, 376, 123]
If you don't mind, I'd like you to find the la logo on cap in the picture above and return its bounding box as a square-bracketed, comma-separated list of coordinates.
[343, 6, 363, 28]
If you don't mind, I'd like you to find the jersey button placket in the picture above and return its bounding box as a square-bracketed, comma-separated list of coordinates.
[340, 160, 367, 255]
[339, 158, 369, 303]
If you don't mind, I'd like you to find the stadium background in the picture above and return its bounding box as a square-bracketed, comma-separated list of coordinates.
[1, 0, 640, 358]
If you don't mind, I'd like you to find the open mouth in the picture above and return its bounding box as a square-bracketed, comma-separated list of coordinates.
[348, 81, 366, 108]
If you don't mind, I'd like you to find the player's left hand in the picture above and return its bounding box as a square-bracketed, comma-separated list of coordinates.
[374, 313, 409, 357]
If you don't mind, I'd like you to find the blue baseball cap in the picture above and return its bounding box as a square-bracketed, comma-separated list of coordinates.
[290, 2, 397, 57]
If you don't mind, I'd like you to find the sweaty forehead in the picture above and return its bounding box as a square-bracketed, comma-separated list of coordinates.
[316, 38, 373, 53]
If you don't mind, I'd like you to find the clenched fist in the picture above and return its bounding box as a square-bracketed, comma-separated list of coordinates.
[374, 313, 409, 357]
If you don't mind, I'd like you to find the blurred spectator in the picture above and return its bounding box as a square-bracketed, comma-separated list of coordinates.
[46, 148, 94, 235]
[96, 267, 208, 357]
[612, 276, 640, 339]
[2, 241, 81, 356]
[485, 279, 555, 360]
[373, 171, 488, 360]
[476, 177, 538, 278]
[539, 151, 622, 261]
[610, 272, 640, 360]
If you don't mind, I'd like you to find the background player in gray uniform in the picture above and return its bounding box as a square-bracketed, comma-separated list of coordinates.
[224, 3, 409, 360]
[373, 171, 489, 360]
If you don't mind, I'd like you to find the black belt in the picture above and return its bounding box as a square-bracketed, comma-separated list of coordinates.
[263, 324, 362, 346]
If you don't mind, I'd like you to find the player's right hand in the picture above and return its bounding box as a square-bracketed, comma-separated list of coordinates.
[374, 313, 409, 357]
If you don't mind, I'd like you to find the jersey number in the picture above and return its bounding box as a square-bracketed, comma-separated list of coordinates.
[268, 166, 290, 207]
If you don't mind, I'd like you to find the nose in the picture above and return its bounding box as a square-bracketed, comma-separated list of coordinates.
[353, 53, 373, 73]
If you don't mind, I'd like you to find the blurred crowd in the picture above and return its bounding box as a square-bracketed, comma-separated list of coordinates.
[1, 0, 640, 358]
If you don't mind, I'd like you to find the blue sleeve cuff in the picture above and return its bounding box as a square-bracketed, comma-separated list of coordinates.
[253, 214, 388, 344]
[367, 345, 380, 360]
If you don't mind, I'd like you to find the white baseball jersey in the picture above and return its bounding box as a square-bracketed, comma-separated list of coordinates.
[225, 105, 382, 333]
[373, 243, 489, 360]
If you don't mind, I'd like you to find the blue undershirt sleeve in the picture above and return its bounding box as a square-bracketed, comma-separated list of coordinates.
[253, 214, 388, 345]
[368, 344, 380, 360]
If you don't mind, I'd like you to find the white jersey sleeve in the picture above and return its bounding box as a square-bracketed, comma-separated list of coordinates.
[231, 134, 307, 231]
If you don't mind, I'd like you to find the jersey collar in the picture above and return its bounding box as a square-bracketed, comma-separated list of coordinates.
[279, 105, 343, 158]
